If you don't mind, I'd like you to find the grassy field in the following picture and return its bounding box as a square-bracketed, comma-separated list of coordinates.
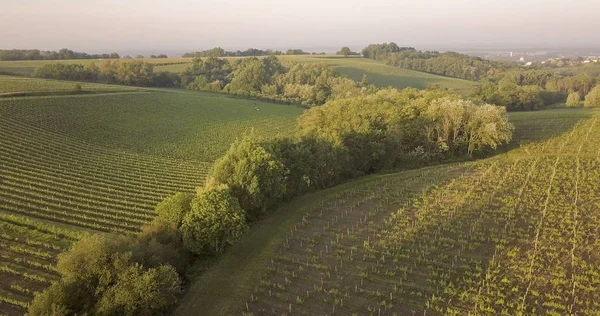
[173, 108, 600, 316]
[279, 55, 478, 94]
[0, 77, 305, 315]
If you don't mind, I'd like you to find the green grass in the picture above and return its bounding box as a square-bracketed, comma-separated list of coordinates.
[0, 90, 303, 161]
[173, 107, 599, 316]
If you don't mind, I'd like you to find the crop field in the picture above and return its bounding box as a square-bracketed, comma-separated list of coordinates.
[0, 90, 303, 161]
[173, 108, 600, 316]
[0, 76, 134, 95]
[0, 214, 82, 316]
[0, 79, 304, 314]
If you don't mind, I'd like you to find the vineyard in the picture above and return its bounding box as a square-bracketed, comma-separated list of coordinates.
[0, 90, 302, 161]
[173, 108, 600, 316]
[0, 80, 304, 315]
[0, 214, 81, 316]
[0, 76, 134, 95]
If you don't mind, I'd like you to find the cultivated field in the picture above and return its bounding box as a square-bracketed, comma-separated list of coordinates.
[0, 76, 134, 95]
[173, 108, 600, 315]
[0, 89, 302, 161]
[0, 78, 303, 315]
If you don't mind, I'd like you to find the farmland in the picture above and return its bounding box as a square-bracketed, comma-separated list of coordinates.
[0, 76, 134, 95]
[0, 88, 302, 161]
[0, 55, 478, 94]
[0, 78, 303, 315]
[173, 108, 600, 316]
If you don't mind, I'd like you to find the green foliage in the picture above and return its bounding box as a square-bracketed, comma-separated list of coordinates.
[566, 91, 582, 107]
[298, 88, 513, 168]
[362, 43, 514, 81]
[95, 264, 181, 316]
[28, 234, 182, 316]
[154, 192, 194, 228]
[179, 56, 366, 107]
[181, 185, 249, 254]
[336, 47, 357, 57]
[0, 48, 119, 61]
[31, 60, 178, 87]
[584, 85, 600, 108]
[211, 135, 287, 218]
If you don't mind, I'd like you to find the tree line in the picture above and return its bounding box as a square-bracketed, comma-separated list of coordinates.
[473, 70, 600, 110]
[361, 43, 600, 110]
[28, 85, 514, 315]
[182, 47, 312, 58]
[361, 43, 515, 81]
[32, 56, 371, 106]
[0, 48, 120, 61]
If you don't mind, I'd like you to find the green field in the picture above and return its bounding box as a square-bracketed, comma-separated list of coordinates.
[0, 77, 305, 315]
[278, 55, 479, 94]
[0, 75, 134, 95]
[173, 108, 600, 316]
[0, 90, 303, 161]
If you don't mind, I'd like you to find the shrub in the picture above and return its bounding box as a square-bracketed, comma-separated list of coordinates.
[566, 92, 582, 108]
[28, 234, 182, 316]
[181, 185, 248, 254]
[584, 86, 600, 108]
[211, 135, 286, 218]
[154, 192, 193, 228]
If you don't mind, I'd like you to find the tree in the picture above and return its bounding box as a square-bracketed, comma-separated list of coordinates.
[584, 86, 600, 108]
[95, 264, 181, 316]
[181, 185, 248, 254]
[337, 47, 352, 57]
[29, 234, 183, 316]
[211, 135, 286, 218]
[154, 192, 194, 228]
[566, 92, 582, 108]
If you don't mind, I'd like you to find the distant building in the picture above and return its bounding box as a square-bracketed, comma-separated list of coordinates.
[519, 57, 525, 62]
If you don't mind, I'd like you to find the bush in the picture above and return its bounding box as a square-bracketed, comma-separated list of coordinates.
[584, 86, 600, 108]
[566, 92, 582, 108]
[181, 185, 248, 254]
[211, 135, 286, 219]
[28, 234, 182, 316]
[154, 192, 193, 228]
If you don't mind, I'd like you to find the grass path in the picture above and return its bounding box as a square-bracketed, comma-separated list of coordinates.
[172, 164, 470, 316]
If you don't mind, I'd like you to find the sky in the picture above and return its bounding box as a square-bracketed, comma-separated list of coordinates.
[1, 0, 599, 54]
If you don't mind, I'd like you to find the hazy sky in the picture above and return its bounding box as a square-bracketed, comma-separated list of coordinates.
[2, 0, 599, 53]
